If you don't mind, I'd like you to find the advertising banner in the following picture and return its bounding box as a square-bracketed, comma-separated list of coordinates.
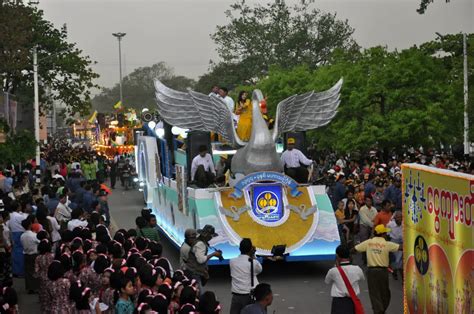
[402, 164, 473, 314]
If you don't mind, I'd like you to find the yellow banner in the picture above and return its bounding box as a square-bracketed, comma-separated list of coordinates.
[88, 110, 98, 124]
[402, 164, 473, 314]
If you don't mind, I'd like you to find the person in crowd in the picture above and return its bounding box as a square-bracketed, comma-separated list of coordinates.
[235, 91, 253, 141]
[185, 225, 222, 289]
[190, 145, 216, 188]
[67, 208, 88, 231]
[20, 216, 40, 294]
[55, 192, 72, 226]
[325, 245, 365, 314]
[47, 260, 73, 314]
[98, 190, 111, 226]
[355, 224, 401, 314]
[8, 200, 27, 277]
[280, 138, 313, 183]
[135, 216, 159, 242]
[387, 211, 403, 280]
[115, 274, 136, 314]
[229, 238, 262, 314]
[372, 181, 385, 210]
[121, 159, 133, 190]
[384, 178, 402, 211]
[35, 238, 53, 313]
[332, 173, 347, 209]
[358, 196, 378, 244]
[199, 291, 221, 314]
[241, 283, 273, 314]
[0, 210, 12, 286]
[180, 228, 198, 270]
[373, 200, 393, 227]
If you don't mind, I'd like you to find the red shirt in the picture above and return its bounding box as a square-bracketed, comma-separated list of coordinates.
[373, 211, 392, 226]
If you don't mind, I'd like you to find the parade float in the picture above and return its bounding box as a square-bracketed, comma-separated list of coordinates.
[136, 80, 343, 264]
[81, 105, 141, 158]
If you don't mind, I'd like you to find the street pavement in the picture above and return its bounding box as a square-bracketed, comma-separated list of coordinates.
[17, 184, 404, 313]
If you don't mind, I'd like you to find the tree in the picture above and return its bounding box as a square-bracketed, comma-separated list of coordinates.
[0, 129, 37, 167]
[206, 0, 358, 87]
[417, 0, 451, 14]
[0, 2, 99, 119]
[92, 62, 196, 112]
[251, 42, 466, 154]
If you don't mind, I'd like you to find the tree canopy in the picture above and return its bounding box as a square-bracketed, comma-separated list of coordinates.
[0, 2, 99, 119]
[249, 35, 471, 154]
[196, 0, 358, 92]
[92, 62, 196, 112]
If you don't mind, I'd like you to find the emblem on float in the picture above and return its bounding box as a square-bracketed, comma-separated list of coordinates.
[252, 184, 284, 223]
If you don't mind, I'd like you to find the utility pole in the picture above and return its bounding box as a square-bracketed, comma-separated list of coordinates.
[112, 32, 126, 104]
[463, 33, 469, 156]
[33, 46, 41, 168]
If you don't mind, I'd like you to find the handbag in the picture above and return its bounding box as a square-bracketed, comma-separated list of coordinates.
[336, 266, 364, 314]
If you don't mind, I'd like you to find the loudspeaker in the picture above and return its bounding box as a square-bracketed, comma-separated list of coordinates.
[186, 131, 212, 180]
[284, 131, 307, 155]
[97, 113, 106, 129]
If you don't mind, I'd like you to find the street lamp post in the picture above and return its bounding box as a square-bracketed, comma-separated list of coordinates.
[33, 46, 41, 168]
[112, 32, 126, 104]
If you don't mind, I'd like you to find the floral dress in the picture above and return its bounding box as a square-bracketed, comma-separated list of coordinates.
[79, 266, 101, 294]
[48, 278, 72, 314]
[35, 253, 54, 314]
[100, 287, 115, 314]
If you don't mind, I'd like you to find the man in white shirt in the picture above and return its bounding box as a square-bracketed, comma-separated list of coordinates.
[208, 85, 219, 97]
[55, 193, 72, 224]
[191, 145, 216, 188]
[229, 238, 262, 314]
[20, 217, 39, 293]
[280, 137, 313, 183]
[358, 196, 378, 242]
[387, 211, 403, 279]
[67, 208, 88, 231]
[325, 245, 365, 314]
[218, 87, 235, 114]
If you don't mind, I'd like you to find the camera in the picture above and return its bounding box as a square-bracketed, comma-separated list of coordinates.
[216, 249, 224, 262]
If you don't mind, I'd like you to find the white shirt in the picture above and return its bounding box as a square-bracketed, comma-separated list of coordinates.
[20, 230, 40, 255]
[359, 205, 378, 227]
[55, 202, 72, 222]
[223, 96, 235, 113]
[1, 222, 11, 249]
[387, 220, 403, 243]
[230, 254, 263, 294]
[325, 264, 365, 297]
[280, 148, 312, 168]
[67, 218, 88, 231]
[191, 241, 209, 265]
[191, 154, 216, 181]
[52, 174, 65, 180]
[47, 216, 61, 242]
[8, 211, 28, 233]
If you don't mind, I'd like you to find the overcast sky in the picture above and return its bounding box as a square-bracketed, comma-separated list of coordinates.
[38, 0, 473, 90]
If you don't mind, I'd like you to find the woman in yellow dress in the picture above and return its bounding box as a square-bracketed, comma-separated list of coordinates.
[235, 91, 252, 141]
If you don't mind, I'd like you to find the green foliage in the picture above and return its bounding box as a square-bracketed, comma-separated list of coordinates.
[198, 0, 358, 90]
[92, 62, 196, 112]
[0, 2, 99, 120]
[249, 39, 469, 153]
[0, 130, 37, 166]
